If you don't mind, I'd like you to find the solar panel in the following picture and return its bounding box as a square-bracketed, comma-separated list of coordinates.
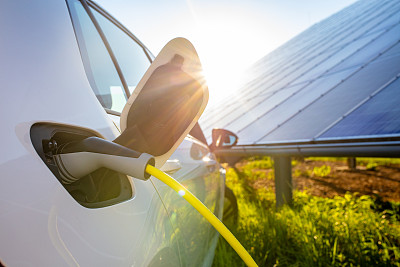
[260, 53, 400, 142]
[293, 30, 382, 84]
[200, 0, 400, 147]
[236, 68, 357, 144]
[328, 24, 400, 73]
[320, 77, 400, 138]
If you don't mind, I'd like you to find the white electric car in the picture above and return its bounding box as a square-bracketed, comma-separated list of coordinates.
[0, 0, 238, 266]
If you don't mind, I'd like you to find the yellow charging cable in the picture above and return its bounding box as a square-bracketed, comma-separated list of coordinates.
[146, 165, 258, 267]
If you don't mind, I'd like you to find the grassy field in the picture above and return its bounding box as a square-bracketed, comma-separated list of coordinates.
[212, 157, 400, 267]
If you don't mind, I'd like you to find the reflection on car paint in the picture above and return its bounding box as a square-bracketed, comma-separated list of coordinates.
[152, 138, 224, 266]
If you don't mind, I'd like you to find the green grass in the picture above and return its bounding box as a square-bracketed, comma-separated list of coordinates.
[307, 157, 400, 166]
[212, 159, 400, 267]
[244, 157, 274, 170]
[313, 165, 331, 177]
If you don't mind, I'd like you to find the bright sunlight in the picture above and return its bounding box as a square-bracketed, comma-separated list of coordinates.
[188, 7, 285, 106]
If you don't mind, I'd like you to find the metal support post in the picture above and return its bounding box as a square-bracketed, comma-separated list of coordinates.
[274, 156, 293, 207]
[347, 157, 357, 170]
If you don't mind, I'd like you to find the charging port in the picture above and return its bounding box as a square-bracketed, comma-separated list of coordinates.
[30, 123, 134, 208]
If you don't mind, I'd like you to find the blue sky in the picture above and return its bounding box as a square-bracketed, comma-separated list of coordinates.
[96, 0, 358, 104]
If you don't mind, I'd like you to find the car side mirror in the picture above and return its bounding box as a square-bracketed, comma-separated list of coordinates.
[210, 128, 238, 150]
[114, 38, 208, 167]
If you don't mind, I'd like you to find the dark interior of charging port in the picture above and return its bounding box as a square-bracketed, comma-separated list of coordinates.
[30, 123, 133, 208]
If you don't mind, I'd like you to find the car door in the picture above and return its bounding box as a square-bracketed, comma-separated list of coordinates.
[0, 0, 180, 266]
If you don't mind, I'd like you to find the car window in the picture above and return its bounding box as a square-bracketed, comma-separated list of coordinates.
[68, 0, 127, 113]
[91, 8, 151, 94]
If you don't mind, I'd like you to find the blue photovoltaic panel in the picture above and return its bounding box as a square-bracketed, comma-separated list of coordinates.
[236, 68, 357, 145]
[223, 84, 306, 137]
[259, 54, 400, 142]
[328, 23, 400, 73]
[292, 30, 382, 85]
[199, 0, 400, 145]
[320, 78, 400, 138]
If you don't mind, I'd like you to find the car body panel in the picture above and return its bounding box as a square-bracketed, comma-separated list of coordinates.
[0, 0, 176, 265]
[0, 0, 224, 266]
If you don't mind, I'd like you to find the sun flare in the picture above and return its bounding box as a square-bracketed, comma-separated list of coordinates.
[187, 9, 275, 107]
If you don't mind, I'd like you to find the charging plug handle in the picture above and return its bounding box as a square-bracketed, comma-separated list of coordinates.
[54, 137, 155, 184]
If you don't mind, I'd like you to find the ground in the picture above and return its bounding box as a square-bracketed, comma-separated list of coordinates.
[242, 158, 400, 203]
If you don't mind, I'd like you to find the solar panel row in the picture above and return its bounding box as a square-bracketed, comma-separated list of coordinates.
[200, 0, 400, 146]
